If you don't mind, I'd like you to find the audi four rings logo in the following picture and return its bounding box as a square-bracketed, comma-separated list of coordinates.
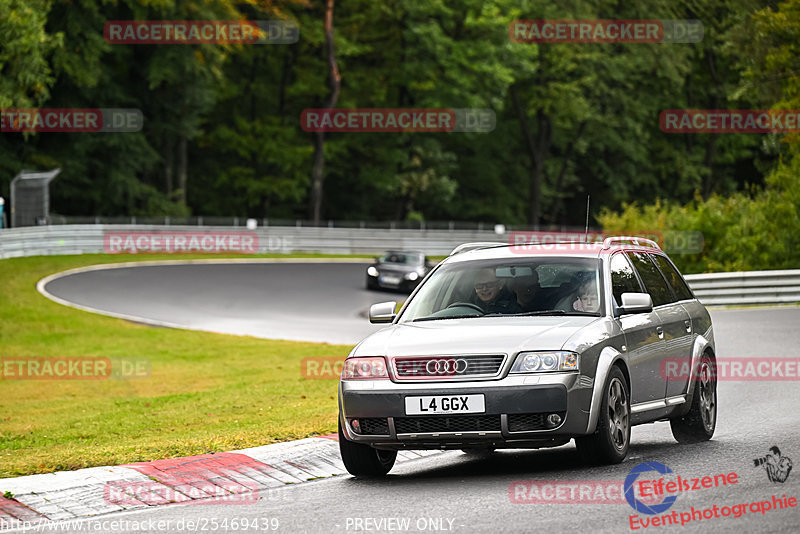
[425, 359, 469, 374]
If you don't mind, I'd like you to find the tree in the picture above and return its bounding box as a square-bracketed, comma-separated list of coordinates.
[0, 0, 59, 109]
[308, 0, 340, 224]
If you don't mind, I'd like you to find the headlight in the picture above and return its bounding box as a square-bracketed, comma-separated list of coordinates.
[404, 272, 419, 281]
[367, 266, 379, 277]
[341, 357, 389, 380]
[510, 351, 579, 373]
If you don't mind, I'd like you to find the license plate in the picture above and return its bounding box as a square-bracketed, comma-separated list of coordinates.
[404, 394, 485, 415]
[380, 275, 400, 284]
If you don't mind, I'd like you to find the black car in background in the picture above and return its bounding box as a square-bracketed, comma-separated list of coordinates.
[366, 251, 433, 292]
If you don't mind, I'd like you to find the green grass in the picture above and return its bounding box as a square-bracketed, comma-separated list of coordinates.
[0, 253, 365, 478]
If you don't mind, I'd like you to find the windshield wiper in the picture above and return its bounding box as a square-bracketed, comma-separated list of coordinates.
[505, 309, 568, 316]
[507, 309, 601, 316]
[412, 314, 483, 322]
[412, 309, 600, 321]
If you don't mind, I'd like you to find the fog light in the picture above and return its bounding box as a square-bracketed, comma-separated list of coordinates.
[546, 413, 562, 427]
[350, 419, 361, 433]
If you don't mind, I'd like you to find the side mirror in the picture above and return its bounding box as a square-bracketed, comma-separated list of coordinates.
[369, 301, 397, 324]
[618, 293, 653, 315]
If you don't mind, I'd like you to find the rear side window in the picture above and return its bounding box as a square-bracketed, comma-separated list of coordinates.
[626, 252, 674, 307]
[651, 254, 693, 301]
[610, 253, 643, 306]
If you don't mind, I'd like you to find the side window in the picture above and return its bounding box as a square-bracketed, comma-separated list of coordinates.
[626, 252, 674, 307]
[610, 253, 643, 306]
[651, 254, 693, 301]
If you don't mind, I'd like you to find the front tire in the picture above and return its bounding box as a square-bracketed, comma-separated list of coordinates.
[338, 419, 397, 477]
[670, 353, 716, 443]
[576, 366, 630, 465]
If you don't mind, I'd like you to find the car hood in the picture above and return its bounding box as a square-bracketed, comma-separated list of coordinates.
[352, 316, 600, 357]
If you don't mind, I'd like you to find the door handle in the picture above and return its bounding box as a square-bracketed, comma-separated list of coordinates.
[656, 326, 664, 339]
[684, 320, 692, 333]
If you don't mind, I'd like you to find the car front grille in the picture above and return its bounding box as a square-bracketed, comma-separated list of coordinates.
[356, 418, 390, 435]
[394, 415, 501, 434]
[393, 355, 505, 379]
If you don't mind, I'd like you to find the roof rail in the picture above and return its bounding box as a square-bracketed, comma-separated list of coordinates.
[449, 242, 507, 256]
[602, 236, 661, 250]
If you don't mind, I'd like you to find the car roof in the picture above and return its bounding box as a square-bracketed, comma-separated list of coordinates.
[445, 241, 662, 263]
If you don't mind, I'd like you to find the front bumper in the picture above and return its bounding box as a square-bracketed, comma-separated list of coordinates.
[339, 373, 593, 449]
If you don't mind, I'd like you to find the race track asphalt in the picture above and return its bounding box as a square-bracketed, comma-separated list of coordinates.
[42, 261, 402, 344]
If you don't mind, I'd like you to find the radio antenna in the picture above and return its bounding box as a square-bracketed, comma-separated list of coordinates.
[584, 195, 590, 243]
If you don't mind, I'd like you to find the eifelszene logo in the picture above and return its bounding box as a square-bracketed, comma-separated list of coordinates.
[625, 462, 678, 515]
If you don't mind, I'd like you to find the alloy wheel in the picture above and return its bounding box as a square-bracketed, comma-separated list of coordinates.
[607, 377, 629, 451]
[698, 359, 717, 431]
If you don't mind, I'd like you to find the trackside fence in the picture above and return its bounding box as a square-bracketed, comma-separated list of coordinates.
[684, 270, 800, 306]
[0, 224, 500, 258]
[1, 225, 798, 306]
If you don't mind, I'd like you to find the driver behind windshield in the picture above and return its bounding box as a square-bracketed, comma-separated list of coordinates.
[511, 271, 547, 312]
[472, 268, 520, 314]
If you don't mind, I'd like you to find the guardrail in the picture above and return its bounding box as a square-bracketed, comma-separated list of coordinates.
[0, 224, 504, 258]
[684, 270, 800, 306]
[2, 225, 798, 306]
[44, 215, 512, 232]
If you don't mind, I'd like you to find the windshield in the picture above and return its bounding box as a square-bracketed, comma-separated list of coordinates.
[379, 252, 423, 265]
[399, 258, 603, 322]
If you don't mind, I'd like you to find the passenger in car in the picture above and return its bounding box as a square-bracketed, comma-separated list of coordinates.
[511, 271, 548, 312]
[472, 268, 521, 314]
[572, 278, 600, 313]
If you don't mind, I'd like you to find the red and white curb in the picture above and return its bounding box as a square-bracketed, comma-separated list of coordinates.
[0, 434, 441, 527]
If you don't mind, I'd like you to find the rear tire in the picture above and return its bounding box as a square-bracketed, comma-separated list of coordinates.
[338, 419, 397, 477]
[670, 353, 716, 443]
[576, 366, 630, 465]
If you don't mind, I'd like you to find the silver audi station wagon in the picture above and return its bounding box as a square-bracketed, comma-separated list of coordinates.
[338, 237, 717, 477]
